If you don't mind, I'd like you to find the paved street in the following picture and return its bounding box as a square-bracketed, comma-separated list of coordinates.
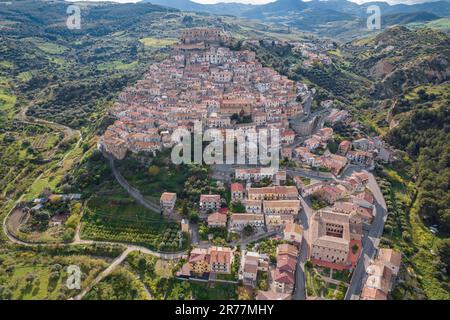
[343, 166, 388, 300]
[293, 194, 313, 300]
[106, 154, 161, 213]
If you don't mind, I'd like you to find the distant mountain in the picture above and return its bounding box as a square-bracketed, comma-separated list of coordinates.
[141, 0, 254, 16]
[141, 0, 450, 38]
[382, 11, 441, 26]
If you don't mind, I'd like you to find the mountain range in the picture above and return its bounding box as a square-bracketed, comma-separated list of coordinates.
[143, 0, 450, 38]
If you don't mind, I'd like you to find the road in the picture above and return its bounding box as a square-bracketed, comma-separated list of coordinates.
[292, 194, 313, 300]
[342, 166, 388, 300]
[286, 167, 335, 181]
[106, 153, 161, 213]
[73, 247, 135, 300]
[290, 165, 387, 300]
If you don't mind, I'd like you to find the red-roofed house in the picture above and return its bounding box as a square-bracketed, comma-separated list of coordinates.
[207, 212, 227, 228]
[231, 183, 244, 202]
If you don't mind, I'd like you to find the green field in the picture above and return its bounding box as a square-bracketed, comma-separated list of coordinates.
[83, 267, 148, 300]
[81, 193, 187, 252]
[24, 37, 69, 55]
[97, 60, 139, 71]
[0, 89, 17, 115]
[0, 251, 110, 300]
[139, 37, 177, 48]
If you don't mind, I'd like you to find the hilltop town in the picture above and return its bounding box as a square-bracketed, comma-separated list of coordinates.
[100, 28, 302, 160]
[95, 28, 401, 301]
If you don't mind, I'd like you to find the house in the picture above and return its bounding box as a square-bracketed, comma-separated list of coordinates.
[207, 212, 227, 228]
[160, 192, 177, 214]
[281, 130, 295, 145]
[319, 152, 348, 175]
[360, 286, 388, 300]
[283, 222, 303, 246]
[188, 248, 211, 277]
[231, 183, 244, 202]
[316, 127, 333, 143]
[272, 243, 299, 294]
[229, 213, 265, 231]
[277, 243, 299, 258]
[241, 251, 269, 287]
[243, 200, 262, 214]
[247, 186, 298, 201]
[50, 213, 70, 227]
[200, 194, 221, 213]
[347, 150, 374, 166]
[263, 200, 301, 216]
[209, 246, 234, 274]
[304, 136, 321, 152]
[266, 214, 294, 228]
[235, 167, 278, 181]
[360, 248, 401, 300]
[377, 248, 402, 275]
[332, 200, 374, 225]
[338, 140, 352, 155]
[281, 147, 293, 160]
[256, 290, 291, 300]
[273, 269, 295, 294]
[313, 184, 348, 204]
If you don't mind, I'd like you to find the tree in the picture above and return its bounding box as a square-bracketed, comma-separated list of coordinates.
[148, 165, 160, 176]
[189, 212, 199, 223]
[231, 201, 245, 213]
[243, 224, 255, 237]
[438, 239, 450, 276]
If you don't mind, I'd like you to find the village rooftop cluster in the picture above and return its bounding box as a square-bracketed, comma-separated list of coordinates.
[98, 28, 401, 301]
[100, 28, 303, 162]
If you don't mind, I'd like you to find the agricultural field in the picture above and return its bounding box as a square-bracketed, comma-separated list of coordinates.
[83, 267, 149, 300]
[0, 249, 110, 300]
[81, 193, 188, 252]
[139, 37, 177, 48]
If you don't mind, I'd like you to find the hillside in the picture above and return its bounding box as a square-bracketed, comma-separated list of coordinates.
[344, 26, 450, 99]
[143, 0, 450, 39]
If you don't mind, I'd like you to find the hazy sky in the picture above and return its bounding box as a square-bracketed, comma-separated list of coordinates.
[70, 0, 441, 6]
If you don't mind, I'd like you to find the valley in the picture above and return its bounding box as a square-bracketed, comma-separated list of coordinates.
[0, 0, 448, 302]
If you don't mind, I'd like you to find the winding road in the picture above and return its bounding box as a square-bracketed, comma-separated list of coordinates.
[105, 153, 161, 213]
[2, 106, 187, 300]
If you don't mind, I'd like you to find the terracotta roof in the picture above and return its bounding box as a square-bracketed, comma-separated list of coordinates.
[277, 254, 297, 273]
[231, 183, 244, 192]
[277, 244, 299, 258]
[273, 269, 295, 285]
[284, 222, 303, 235]
[378, 248, 401, 269]
[361, 287, 387, 300]
[209, 246, 232, 265]
[200, 194, 221, 202]
[160, 192, 176, 202]
[207, 212, 227, 225]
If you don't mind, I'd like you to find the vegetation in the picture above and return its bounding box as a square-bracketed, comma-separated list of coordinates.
[82, 193, 188, 252]
[125, 252, 238, 300]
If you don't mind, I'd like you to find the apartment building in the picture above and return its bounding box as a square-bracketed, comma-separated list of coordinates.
[200, 194, 221, 213]
[229, 213, 265, 231]
[248, 186, 299, 201]
[160, 192, 177, 214]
